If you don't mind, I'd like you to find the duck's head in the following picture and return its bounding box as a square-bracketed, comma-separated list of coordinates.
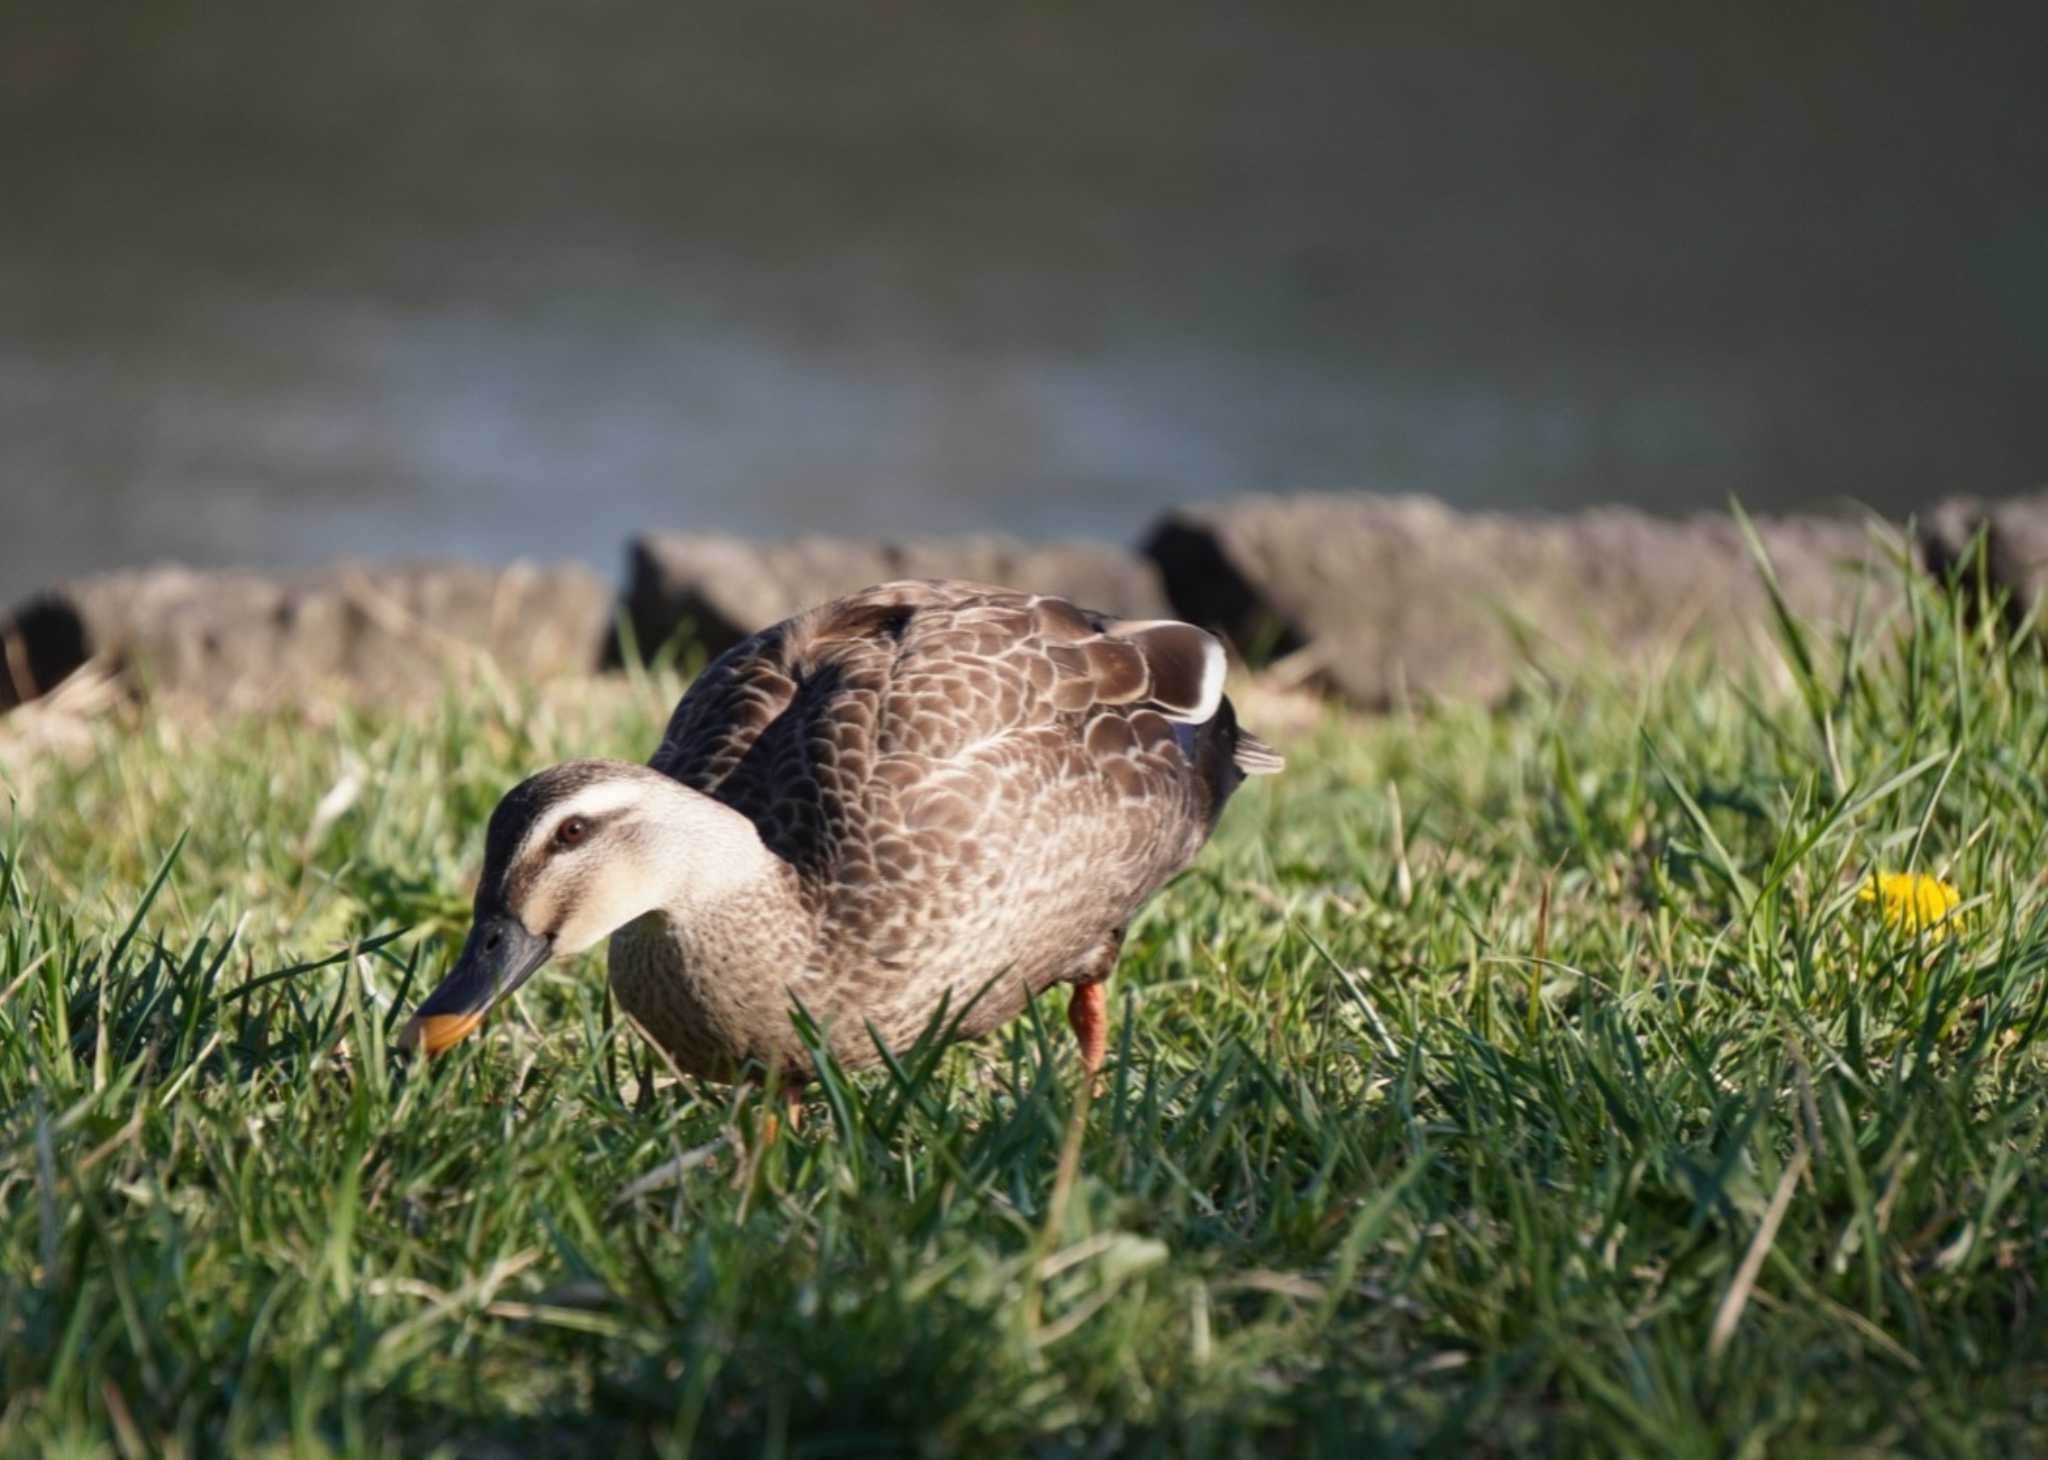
[398, 759, 769, 1055]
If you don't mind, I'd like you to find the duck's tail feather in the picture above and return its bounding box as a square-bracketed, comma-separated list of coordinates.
[1232, 730, 1285, 776]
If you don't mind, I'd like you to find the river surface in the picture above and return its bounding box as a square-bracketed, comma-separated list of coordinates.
[3, 1, 2044, 596]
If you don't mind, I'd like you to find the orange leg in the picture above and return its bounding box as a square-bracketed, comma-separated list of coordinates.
[759, 1082, 804, 1146]
[1067, 980, 1110, 1075]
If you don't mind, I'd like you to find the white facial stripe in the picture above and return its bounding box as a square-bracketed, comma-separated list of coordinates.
[518, 780, 651, 865]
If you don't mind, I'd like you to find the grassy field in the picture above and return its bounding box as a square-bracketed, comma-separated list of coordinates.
[2, 562, 2046, 1457]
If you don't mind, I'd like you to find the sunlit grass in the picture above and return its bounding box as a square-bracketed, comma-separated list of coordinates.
[2, 565, 2046, 1456]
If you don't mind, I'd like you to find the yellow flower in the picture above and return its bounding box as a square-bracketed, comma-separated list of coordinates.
[1857, 872, 1962, 939]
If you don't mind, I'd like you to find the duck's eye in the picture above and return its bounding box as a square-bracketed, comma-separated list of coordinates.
[554, 816, 590, 850]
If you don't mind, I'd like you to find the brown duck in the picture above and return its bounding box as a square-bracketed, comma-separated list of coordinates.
[400, 579, 1282, 1080]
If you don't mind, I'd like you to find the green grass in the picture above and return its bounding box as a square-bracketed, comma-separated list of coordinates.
[3, 562, 2047, 1458]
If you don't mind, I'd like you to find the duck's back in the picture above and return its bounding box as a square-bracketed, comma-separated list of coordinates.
[643, 579, 1275, 1060]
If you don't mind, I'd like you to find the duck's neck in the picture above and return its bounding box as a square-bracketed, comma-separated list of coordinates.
[603, 782, 815, 1079]
[638, 780, 790, 916]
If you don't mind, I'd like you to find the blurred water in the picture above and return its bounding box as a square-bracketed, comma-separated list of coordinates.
[3, 1, 2044, 596]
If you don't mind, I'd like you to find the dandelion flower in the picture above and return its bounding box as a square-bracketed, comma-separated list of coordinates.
[1857, 872, 1962, 940]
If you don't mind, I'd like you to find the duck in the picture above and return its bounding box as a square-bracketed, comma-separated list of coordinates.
[399, 578, 1282, 1083]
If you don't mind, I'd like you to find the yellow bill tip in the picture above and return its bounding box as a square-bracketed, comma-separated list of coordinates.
[398, 1010, 486, 1055]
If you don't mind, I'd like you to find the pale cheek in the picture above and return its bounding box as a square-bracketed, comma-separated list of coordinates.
[550, 903, 614, 956]
[519, 884, 563, 942]
[549, 864, 639, 954]
[512, 844, 657, 956]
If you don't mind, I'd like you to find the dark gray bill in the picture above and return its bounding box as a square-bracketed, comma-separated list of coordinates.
[398, 914, 553, 1055]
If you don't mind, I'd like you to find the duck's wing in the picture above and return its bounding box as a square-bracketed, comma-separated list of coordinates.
[647, 616, 804, 796]
[647, 580, 994, 868]
[652, 577, 1277, 885]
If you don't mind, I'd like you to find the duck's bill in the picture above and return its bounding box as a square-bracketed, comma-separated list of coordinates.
[398, 915, 553, 1055]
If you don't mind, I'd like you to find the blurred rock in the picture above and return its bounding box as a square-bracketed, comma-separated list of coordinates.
[1917, 493, 2048, 632]
[1142, 493, 1899, 708]
[0, 658, 121, 784]
[0, 561, 614, 715]
[620, 533, 1171, 661]
[9, 493, 2043, 724]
